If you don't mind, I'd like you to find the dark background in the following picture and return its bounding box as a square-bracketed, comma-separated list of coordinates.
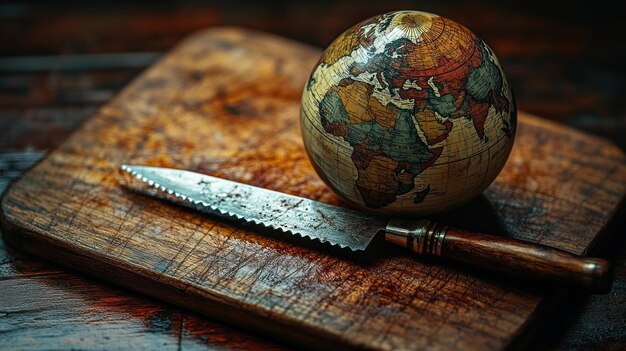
[1, 1, 625, 350]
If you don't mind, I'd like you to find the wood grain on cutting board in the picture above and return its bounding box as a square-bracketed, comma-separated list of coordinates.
[2, 28, 626, 351]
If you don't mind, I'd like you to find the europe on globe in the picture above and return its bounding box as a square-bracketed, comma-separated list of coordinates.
[301, 10, 516, 216]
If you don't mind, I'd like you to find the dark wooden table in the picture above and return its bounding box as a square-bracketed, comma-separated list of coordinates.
[1, 2, 625, 350]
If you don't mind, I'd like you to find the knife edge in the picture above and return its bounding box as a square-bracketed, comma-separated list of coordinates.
[119, 165, 387, 251]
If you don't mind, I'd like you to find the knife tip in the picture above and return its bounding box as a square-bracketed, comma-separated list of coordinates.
[118, 164, 152, 190]
[120, 164, 152, 179]
[121, 164, 138, 173]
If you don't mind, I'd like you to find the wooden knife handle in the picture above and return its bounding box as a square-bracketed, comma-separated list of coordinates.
[384, 219, 612, 292]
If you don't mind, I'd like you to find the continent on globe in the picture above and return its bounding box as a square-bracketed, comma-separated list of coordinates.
[319, 78, 443, 208]
[301, 10, 516, 216]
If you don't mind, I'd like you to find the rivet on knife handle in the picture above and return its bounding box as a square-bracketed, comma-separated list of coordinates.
[384, 219, 613, 292]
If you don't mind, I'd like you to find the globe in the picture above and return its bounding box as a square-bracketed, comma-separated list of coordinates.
[301, 10, 516, 216]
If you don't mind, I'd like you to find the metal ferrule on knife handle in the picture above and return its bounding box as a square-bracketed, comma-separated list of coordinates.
[384, 219, 448, 257]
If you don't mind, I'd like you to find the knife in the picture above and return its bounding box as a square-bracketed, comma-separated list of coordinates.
[120, 165, 612, 292]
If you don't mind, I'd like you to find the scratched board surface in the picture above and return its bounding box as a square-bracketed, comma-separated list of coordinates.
[2, 28, 626, 351]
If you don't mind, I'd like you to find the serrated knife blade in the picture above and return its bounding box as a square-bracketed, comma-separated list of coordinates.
[120, 165, 387, 250]
[119, 165, 611, 291]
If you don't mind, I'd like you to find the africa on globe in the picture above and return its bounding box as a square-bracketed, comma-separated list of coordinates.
[301, 10, 516, 216]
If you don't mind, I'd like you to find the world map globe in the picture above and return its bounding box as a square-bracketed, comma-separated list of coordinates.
[301, 11, 516, 216]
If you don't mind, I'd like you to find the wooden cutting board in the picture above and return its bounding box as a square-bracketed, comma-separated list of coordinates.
[2, 28, 626, 351]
